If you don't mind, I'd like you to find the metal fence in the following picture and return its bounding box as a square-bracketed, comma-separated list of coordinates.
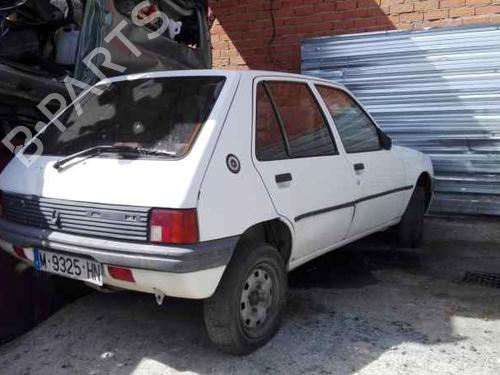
[302, 24, 500, 216]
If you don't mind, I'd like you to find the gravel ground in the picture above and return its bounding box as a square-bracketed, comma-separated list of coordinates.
[1, 217, 499, 375]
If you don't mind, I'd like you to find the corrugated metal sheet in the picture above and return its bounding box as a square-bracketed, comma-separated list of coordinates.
[302, 24, 500, 216]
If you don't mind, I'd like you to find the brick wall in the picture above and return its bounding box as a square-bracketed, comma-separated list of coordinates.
[209, 0, 500, 72]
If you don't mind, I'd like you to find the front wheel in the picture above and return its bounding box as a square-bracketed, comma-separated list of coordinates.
[396, 186, 426, 248]
[204, 242, 287, 355]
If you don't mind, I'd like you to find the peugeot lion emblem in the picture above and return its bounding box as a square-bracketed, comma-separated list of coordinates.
[49, 210, 61, 227]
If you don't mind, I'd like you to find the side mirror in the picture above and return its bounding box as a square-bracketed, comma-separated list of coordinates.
[379, 130, 392, 150]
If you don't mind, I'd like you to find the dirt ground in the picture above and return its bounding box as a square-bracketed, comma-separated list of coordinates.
[1, 217, 499, 375]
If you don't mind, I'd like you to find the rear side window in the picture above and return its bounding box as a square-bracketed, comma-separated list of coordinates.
[317, 86, 381, 153]
[33, 77, 225, 158]
[266, 82, 337, 158]
[255, 84, 288, 161]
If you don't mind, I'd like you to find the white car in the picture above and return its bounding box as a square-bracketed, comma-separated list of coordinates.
[0, 70, 433, 354]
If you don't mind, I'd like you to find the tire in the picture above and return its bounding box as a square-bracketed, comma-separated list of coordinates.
[204, 242, 287, 355]
[397, 186, 426, 248]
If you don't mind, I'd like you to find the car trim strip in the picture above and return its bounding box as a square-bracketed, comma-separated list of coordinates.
[294, 185, 414, 222]
[355, 185, 414, 204]
[294, 201, 355, 222]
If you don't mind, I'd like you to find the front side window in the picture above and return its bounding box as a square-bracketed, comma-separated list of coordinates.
[316, 86, 381, 153]
[32, 77, 225, 158]
[266, 82, 337, 158]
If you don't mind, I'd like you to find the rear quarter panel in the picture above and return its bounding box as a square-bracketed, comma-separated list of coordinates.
[197, 76, 279, 241]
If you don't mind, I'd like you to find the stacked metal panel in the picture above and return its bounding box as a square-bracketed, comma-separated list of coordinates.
[302, 24, 500, 216]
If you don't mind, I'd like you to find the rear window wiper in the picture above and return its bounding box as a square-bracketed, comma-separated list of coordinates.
[53, 145, 176, 170]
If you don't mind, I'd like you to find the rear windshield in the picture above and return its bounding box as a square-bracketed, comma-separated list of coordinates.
[32, 77, 226, 158]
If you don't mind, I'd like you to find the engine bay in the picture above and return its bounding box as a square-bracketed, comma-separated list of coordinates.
[0, 0, 85, 76]
[0, 0, 208, 78]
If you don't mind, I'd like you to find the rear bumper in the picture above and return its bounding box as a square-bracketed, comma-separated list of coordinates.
[0, 218, 238, 273]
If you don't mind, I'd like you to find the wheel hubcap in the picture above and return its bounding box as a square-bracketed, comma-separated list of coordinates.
[240, 267, 273, 331]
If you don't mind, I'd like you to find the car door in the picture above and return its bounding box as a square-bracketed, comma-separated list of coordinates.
[316, 85, 409, 237]
[252, 78, 357, 263]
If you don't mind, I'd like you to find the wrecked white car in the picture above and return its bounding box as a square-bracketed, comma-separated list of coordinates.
[0, 70, 433, 354]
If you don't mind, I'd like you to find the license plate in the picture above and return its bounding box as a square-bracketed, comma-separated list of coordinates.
[34, 249, 103, 286]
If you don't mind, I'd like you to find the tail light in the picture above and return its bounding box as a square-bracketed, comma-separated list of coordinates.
[149, 208, 199, 244]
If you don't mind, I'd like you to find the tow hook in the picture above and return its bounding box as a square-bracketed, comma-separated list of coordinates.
[154, 289, 166, 306]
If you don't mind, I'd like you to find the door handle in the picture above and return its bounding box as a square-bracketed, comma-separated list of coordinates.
[354, 163, 365, 171]
[275, 173, 293, 183]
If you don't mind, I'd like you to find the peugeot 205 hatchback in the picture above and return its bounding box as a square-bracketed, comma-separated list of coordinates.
[0, 70, 433, 354]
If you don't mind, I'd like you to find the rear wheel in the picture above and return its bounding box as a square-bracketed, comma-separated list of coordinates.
[204, 242, 287, 355]
[396, 186, 426, 248]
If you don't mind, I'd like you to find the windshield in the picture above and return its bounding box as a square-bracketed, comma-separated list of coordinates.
[31, 76, 226, 158]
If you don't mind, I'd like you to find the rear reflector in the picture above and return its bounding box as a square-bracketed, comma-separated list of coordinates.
[149, 208, 199, 244]
[13, 246, 27, 259]
[108, 266, 135, 282]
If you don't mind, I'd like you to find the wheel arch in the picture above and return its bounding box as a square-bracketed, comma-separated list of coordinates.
[233, 219, 293, 267]
[416, 172, 433, 211]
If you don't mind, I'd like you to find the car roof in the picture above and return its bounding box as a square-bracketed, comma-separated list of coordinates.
[99, 69, 344, 89]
